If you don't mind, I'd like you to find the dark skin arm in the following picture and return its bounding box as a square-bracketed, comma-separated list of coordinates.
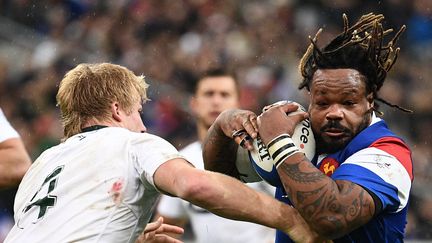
[203, 107, 331, 242]
[203, 109, 258, 178]
[257, 103, 376, 239]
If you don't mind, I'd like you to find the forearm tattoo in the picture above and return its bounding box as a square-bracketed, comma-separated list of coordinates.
[278, 155, 375, 236]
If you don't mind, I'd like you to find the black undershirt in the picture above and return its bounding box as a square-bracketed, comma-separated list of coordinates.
[81, 125, 108, 133]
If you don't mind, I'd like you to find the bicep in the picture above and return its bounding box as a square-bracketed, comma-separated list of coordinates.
[333, 147, 411, 213]
[334, 179, 376, 223]
[153, 158, 196, 197]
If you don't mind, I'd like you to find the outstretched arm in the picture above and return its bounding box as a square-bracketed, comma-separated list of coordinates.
[154, 158, 323, 243]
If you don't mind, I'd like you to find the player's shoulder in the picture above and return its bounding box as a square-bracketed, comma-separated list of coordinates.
[61, 127, 178, 153]
[127, 129, 173, 146]
[364, 116, 411, 156]
[81, 127, 167, 144]
[118, 129, 180, 155]
[370, 136, 410, 151]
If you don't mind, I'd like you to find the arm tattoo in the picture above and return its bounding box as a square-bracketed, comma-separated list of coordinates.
[279, 162, 326, 183]
[278, 155, 375, 237]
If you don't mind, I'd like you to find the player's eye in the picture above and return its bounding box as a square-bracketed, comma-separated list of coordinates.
[343, 101, 355, 106]
[316, 101, 328, 108]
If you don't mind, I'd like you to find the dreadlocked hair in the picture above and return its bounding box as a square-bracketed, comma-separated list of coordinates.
[298, 13, 412, 113]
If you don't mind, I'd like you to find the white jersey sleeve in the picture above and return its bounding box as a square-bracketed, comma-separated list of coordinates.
[130, 133, 185, 187]
[0, 108, 19, 142]
[157, 142, 200, 218]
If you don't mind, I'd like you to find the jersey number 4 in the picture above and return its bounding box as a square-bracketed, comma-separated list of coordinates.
[23, 165, 64, 220]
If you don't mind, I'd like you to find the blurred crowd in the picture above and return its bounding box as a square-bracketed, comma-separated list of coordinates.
[0, 0, 431, 240]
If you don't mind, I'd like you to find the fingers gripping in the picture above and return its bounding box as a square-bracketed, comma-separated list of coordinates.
[231, 113, 258, 150]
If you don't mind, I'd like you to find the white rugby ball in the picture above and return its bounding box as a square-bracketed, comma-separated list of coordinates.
[248, 101, 315, 187]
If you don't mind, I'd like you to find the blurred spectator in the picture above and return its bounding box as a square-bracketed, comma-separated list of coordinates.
[0, 0, 431, 240]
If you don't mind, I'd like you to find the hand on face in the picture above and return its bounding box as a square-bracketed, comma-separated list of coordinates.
[257, 102, 308, 146]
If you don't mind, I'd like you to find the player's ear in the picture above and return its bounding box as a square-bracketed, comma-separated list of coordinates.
[111, 102, 122, 122]
[366, 92, 374, 110]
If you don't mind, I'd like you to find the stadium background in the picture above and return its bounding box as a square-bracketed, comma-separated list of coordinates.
[0, 0, 430, 241]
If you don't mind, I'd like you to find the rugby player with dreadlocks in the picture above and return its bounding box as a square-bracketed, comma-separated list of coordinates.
[203, 13, 413, 242]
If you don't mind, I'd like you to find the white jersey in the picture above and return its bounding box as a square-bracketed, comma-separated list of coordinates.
[0, 108, 19, 142]
[157, 141, 275, 243]
[5, 127, 183, 243]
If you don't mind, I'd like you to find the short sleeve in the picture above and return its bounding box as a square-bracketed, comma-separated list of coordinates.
[332, 146, 411, 213]
[0, 108, 19, 142]
[131, 133, 185, 187]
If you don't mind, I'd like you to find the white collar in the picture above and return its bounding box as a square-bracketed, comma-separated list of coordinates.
[370, 111, 381, 126]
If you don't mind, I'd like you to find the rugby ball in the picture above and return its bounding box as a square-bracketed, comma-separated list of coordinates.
[248, 101, 315, 187]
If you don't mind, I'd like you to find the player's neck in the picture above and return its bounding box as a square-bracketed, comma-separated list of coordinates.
[196, 122, 209, 143]
[82, 118, 117, 130]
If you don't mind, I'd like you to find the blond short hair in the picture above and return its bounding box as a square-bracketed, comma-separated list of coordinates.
[56, 63, 149, 139]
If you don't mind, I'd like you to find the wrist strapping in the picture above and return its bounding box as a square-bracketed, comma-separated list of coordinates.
[267, 134, 300, 168]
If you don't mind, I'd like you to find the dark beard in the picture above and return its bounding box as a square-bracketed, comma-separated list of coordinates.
[314, 112, 371, 154]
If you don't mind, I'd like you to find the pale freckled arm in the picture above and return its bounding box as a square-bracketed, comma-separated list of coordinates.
[154, 158, 325, 243]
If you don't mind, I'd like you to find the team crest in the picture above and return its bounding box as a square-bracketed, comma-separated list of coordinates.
[319, 158, 339, 176]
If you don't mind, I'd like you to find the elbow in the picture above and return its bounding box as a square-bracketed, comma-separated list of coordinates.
[307, 214, 353, 239]
[310, 220, 343, 239]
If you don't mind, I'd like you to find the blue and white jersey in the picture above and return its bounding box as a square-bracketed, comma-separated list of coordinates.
[275, 114, 413, 243]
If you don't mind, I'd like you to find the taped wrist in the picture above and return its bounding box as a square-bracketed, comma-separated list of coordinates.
[267, 134, 300, 168]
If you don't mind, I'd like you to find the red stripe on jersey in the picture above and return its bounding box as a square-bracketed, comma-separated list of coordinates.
[369, 137, 413, 180]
